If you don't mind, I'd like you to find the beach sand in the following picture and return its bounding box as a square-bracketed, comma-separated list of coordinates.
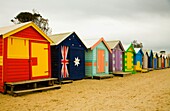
[0, 68, 170, 111]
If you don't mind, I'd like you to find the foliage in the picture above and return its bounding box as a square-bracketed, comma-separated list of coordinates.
[11, 9, 52, 35]
[132, 40, 143, 48]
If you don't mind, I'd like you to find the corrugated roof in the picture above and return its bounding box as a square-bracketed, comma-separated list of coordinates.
[0, 22, 31, 35]
[49, 32, 73, 45]
[106, 40, 119, 48]
[106, 40, 125, 51]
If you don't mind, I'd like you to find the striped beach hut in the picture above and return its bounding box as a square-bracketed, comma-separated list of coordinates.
[107, 40, 124, 73]
[0, 22, 53, 93]
[153, 52, 158, 69]
[134, 48, 143, 71]
[123, 43, 135, 73]
[50, 32, 87, 81]
[84, 38, 112, 78]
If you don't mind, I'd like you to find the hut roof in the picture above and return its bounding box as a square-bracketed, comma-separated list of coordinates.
[153, 52, 159, 58]
[123, 43, 135, 53]
[106, 40, 125, 51]
[0, 22, 53, 43]
[49, 32, 86, 47]
[134, 48, 143, 55]
[84, 37, 112, 53]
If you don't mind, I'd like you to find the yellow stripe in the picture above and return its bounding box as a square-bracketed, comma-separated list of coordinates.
[0, 56, 3, 66]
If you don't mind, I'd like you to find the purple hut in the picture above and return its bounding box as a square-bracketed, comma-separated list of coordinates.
[107, 40, 125, 73]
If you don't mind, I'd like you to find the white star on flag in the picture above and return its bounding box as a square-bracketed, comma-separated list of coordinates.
[74, 57, 80, 67]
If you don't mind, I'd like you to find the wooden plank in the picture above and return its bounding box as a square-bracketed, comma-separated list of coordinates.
[61, 80, 73, 84]
[93, 74, 114, 79]
[6, 78, 58, 86]
[13, 85, 61, 94]
[113, 71, 131, 77]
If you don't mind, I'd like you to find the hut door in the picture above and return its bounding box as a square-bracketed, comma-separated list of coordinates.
[97, 49, 105, 73]
[30, 42, 49, 79]
[69, 48, 85, 79]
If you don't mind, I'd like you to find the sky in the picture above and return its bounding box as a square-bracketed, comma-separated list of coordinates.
[1, 0, 170, 53]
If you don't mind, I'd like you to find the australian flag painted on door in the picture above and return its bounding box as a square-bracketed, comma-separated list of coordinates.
[50, 32, 87, 81]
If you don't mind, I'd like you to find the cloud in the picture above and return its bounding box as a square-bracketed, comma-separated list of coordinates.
[0, 0, 170, 52]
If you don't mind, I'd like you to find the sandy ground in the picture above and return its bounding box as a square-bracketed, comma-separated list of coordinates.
[0, 69, 170, 111]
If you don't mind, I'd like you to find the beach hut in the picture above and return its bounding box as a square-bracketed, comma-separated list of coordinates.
[157, 53, 162, 69]
[134, 48, 144, 71]
[50, 32, 87, 81]
[84, 38, 113, 79]
[161, 54, 165, 69]
[164, 55, 169, 68]
[153, 52, 158, 69]
[168, 54, 170, 68]
[123, 43, 135, 73]
[147, 50, 154, 70]
[0, 22, 54, 93]
[106, 40, 124, 73]
[142, 50, 149, 69]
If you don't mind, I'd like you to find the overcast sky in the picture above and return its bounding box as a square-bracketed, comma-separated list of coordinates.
[1, 0, 170, 52]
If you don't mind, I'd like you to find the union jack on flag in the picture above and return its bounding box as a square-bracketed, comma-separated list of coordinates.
[61, 46, 69, 78]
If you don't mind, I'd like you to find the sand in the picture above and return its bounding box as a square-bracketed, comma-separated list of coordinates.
[0, 68, 170, 111]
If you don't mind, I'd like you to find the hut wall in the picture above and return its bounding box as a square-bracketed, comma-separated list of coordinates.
[0, 37, 3, 92]
[109, 50, 113, 72]
[124, 51, 134, 72]
[158, 57, 162, 68]
[134, 53, 143, 71]
[153, 58, 157, 69]
[143, 54, 148, 69]
[12, 27, 46, 41]
[85, 49, 93, 77]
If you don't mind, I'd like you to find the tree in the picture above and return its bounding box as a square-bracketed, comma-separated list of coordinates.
[132, 40, 143, 48]
[11, 9, 52, 35]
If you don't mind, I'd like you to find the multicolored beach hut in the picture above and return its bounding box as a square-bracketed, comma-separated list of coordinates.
[134, 48, 143, 71]
[147, 50, 153, 69]
[50, 32, 87, 81]
[0, 22, 53, 93]
[153, 52, 158, 69]
[123, 43, 135, 73]
[107, 40, 124, 73]
[84, 38, 112, 78]
[142, 50, 149, 69]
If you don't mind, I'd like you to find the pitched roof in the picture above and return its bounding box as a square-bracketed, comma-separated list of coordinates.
[134, 48, 143, 55]
[49, 32, 73, 45]
[106, 40, 124, 51]
[49, 32, 87, 48]
[84, 37, 112, 53]
[142, 49, 152, 56]
[0, 21, 53, 43]
[123, 43, 135, 52]
[153, 52, 158, 58]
